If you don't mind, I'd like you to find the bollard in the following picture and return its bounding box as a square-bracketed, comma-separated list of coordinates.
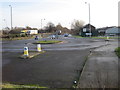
[37, 44, 42, 52]
[24, 47, 29, 56]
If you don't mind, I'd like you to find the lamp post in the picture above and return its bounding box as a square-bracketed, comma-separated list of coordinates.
[9, 5, 13, 30]
[3, 19, 8, 29]
[85, 2, 91, 37]
[41, 18, 45, 30]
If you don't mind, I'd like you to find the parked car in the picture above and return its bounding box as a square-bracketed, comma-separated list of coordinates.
[35, 36, 39, 40]
[48, 35, 56, 39]
[64, 33, 69, 37]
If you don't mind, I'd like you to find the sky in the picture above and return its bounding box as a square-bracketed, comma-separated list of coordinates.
[0, 0, 119, 30]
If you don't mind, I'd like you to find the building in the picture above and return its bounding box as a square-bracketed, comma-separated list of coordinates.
[80, 24, 98, 37]
[27, 30, 38, 35]
[21, 30, 38, 35]
[97, 26, 114, 36]
[105, 27, 120, 36]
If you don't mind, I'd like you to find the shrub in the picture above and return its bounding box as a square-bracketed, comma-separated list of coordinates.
[115, 47, 120, 58]
[21, 34, 26, 37]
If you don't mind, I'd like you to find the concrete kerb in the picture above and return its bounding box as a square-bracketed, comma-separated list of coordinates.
[20, 51, 45, 59]
[72, 50, 92, 88]
[72, 55, 90, 88]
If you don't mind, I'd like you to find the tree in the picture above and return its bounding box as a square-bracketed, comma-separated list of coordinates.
[45, 22, 55, 32]
[13, 27, 25, 30]
[9, 27, 25, 34]
[26, 26, 32, 30]
[9, 29, 21, 34]
[2, 30, 10, 35]
[71, 19, 85, 35]
[56, 23, 71, 34]
[56, 23, 63, 30]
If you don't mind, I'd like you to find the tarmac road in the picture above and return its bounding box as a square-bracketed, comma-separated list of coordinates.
[2, 36, 113, 88]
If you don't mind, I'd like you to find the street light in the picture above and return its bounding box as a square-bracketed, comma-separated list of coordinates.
[85, 2, 91, 37]
[9, 5, 13, 30]
[3, 19, 8, 28]
[41, 18, 45, 30]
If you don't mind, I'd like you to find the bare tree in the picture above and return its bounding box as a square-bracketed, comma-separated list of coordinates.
[71, 19, 85, 35]
[25, 26, 32, 30]
[45, 22, 55, 32]
[56, 23, 63, 30]
[56, 23, 71, 34]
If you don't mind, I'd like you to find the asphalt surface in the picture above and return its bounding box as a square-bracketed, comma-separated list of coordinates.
[2, 36, 116, 88]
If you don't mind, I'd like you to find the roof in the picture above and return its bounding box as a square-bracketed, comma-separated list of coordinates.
[83, 24, 95, 28]
[97, 26, 115, 30]
[105, 27, 120, 34]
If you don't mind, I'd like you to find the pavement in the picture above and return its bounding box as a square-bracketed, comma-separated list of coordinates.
[77, 40, 118, 88]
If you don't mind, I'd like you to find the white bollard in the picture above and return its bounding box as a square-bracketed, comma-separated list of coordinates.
[37, 44, 42, 52]
[24, 47, 29, 56]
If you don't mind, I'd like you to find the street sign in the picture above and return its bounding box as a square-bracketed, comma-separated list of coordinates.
[86, 33, 92, 35]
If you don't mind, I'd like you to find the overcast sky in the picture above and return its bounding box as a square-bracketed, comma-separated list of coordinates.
[0, 0, 119, 29]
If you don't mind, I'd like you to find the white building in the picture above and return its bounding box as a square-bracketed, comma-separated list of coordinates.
[105, 27, 120, 36]
[27, 30, 38, 35]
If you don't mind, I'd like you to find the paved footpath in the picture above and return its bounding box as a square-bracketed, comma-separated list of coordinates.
[77, 40, 118, 88]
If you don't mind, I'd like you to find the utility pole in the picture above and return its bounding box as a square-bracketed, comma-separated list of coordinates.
[9, 5, 13, 30]
[85, 2, 91, 37]
[3, 19, 8, 29]
[41, 18, 45, 30]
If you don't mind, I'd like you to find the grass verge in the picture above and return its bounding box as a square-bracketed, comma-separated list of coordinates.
[1, 83, 47, 88]
[1, 36, 34, 41]
[73, 36, 119, 39]
[115, 47, 120, 58]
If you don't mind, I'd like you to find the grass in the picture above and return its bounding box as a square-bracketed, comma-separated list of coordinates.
[1, 36, 34, 41]
[35, 40, 62, 44]
[73, 35, 119, 39]
[1, 83, 47, 88]
[73, 36, 83, 38]
[115, 47, 120, 58]
[73, 36, 107, 39]
[92, 36, 119, 39]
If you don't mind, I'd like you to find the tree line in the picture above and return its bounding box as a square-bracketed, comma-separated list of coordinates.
[1, 19, 85, 36]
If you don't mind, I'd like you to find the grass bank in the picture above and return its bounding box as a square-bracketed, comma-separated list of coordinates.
[115, 47, 120, 58]
[1, 83, 47, 88]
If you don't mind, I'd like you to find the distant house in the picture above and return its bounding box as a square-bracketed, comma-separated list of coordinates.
[97, 26, 114, 36]
[80, 24, 98, 37]
[105, 27, 120, 36]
